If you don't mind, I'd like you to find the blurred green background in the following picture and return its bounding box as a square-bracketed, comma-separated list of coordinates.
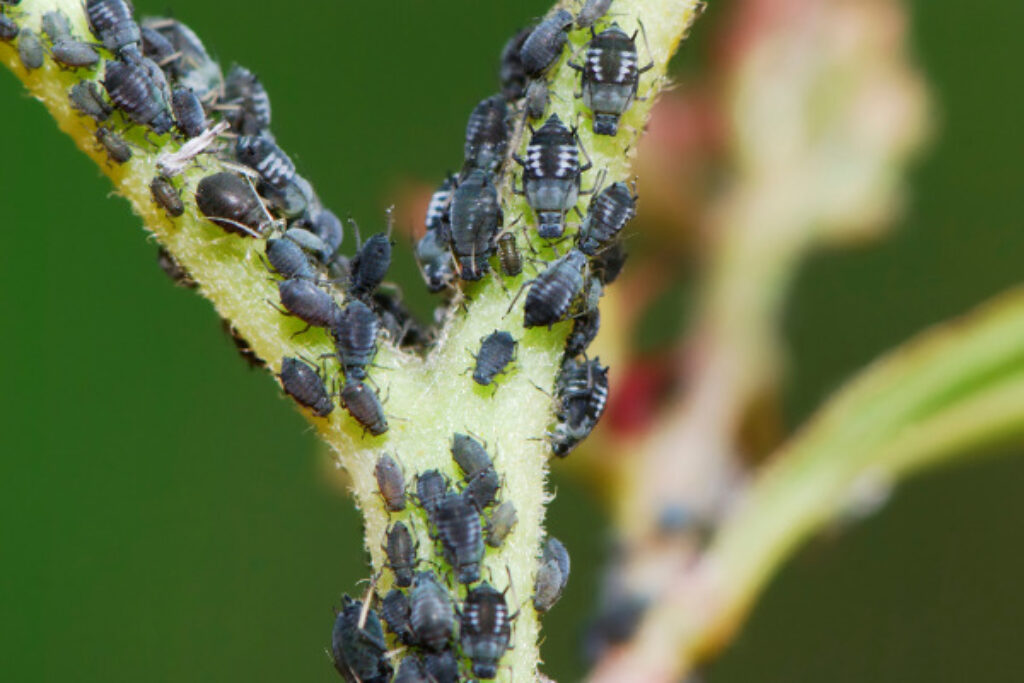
[1, 1, 1022, 681]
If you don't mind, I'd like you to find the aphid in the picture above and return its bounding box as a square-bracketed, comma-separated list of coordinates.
[42, 11, 100, 69]
[392, 658, 429, 683]
[425, 175, 455, 236]
[374, 454, 406, 512]
[103, 52, 174, 134]
[141, 18, 220, 97]
[140, 25, 176, 66]
[435, 492, 484, 584]
[570, 23, 653, 135]
[473, 331, 517, 387]
[236, 134, 296, 189]
[514, 114, 591, 239]
[279, 356, 334, 417]
[415, 470, 448, 520]
[409, 571, 454, 652]
[415, 228, 455, 293]
[578, 182, 635, 254]
[331, 595, 393, 683]
[68, 81, 112, 122]
[421, 650, 459, 683]
[311, 208, 344, 260]
[171, 86, 207, 138]
[86, 0, 140, 54]
[590, 239, 627, 284]
[451, 433, 500, 510]
[17, 28, 44, 70]
[222, 64, 271, 135]
[42, 10, 72, 43]
[348, 232, 393, 300]
[195, 172, 268, 237]
[519, 9, 573, 77]
[499, 25, 532, 100]
[384, 521, 417, 587]
[331, 299, 378, 381]
[95, 126, 132, 164]
[460, 583, 513, 679]
[282, 227, 331, 264]
[565, 308, 601, 358]
[523, 249, 589, 328]
[372, 290, 425, 348]
[496, 232, 522, 277]
[0, 15, 18, 43]
[380, 589, 415, 645]
[486, 501, 518, 548]
[149, 175, 184, 217]
[524, 79, 549, 120]
[265, 237, 317, 280]
[551, 357, 609, 456]
[156, 246, 195, 289]
[576, 0, 614, 28]
[533, 536, 570, 613]
[449, 169, 503, 281]
[463, 95, 509, 174]
[340, 381, 388, 436]
[278, 278, 340, 331]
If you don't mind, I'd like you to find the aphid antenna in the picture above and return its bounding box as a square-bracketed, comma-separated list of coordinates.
[502, 278, 533, 319]
[384, 204, 396, 240]
[204, 214, 264, 239]
[347, 215, 363, 250]
[356, 572, 380, 631]
[634, 18, 656, 74]
[527, 380, 554, 398]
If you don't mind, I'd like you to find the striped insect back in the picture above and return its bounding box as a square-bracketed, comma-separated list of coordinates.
[574, 24, 652, 136]
[516, 114, 585, 239]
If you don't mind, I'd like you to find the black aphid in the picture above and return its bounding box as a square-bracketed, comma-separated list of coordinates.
[43, 11, 99, 68]
[523, 249, 589, 328]
[461, 583, 513, 679]
[576, 0, 615, 28]
[86, 0, 140, 55]
[421, 650, 459, 683]
[425, 175, 455, 236]
[68, 81, 111, 121]
[578, 181, 636, 254]
[384, 521, 417, 587]
[311, 208, 344, 258]
[222, 64, 271, 135]
[415, 470, 448, 521]
[435, 492, 484, 584]
[591, 240, 627, 284]
[195, 171, 267, 237]
[156, 246, 195, 289]
[486, 501, 518, 548]
[452, 433, 500, 511]
[17, 28, 43, 70]
[374, 454, 406, 512]
[0, 15, 18, 43]
[265, 237, 316, 280]
[332, 299, 378, 381]
[150, 175, 183, 217]
[570, 23, 653, 135]
[565, 308, 601, 358]
[415, 228, 455, 293]
[499, 25, 532, 100]
[372, 290, 426, 348]
[551, 356, 609, 456]
[236, 134, 296, 189]
[41, 11, 71, 43]
[141, 18, 220, 97]
[103, 52, 174, 134]
[392, 657, 429, 683]
[473, 331, 517, 387]
[278, 278, 340, 331]
[171, 86, 207, 138]
[519, 9, 573, 77]
[95, 127, 132, 164]
[140, 25, 175, 65]
[514, 114, 591, 239]
[524, 79, 549, 120]
[279, 356, 333, 417]
[340, 381, 388, 436]
[330, 595, 392, 683]
[409, 571, 454, 652]
[496, 232, 522, 277]
[534, 536, 571, 613]
[281, 228, 327, 265]
[450, 168, 503, 281]
[380, 589, 415, 645]
[349, 233, 393, 300]
[463, 95, 509, 174]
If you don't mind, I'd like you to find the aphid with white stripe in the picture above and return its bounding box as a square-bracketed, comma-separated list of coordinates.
[550, 356, 609, 457]
[235, 134, 296, 189]
[569, 23, 654, 136]
[460, 582, 514, 680]
[513, 114, 592, 239]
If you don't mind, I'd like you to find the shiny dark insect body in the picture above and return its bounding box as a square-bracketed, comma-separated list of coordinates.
[149, 175, 183, 217]
[435, 492, 484, 584]
[94, 126, 132, 164]
[236, 134, 296, 189]
[222, 64, 271, 135]
[340, 381, 388, 436]
[68, 81, 112, 121]
[551, 356, 609, 456]
[519, 9, 573, 76]
[578, 181, 636, 254]
[534, 536, 570, 612]
[565, 308, 601, 358]
[332, 299, 378, 381]
[409, 571, 455, 652]
[499, 25, 532, 100]
[384, 521, 417, 587]
[460, 583, 513, 679]
[570, 23, 653, 135]
[591, 238, 628, 284]
[17, 28, 43, 70]
[473, 331, 517, 387]
[496, 232, 522, 277]
[523, 249, 589, 328]
[576, 0, 614, 28]
[278, 278, 340, 331]
[452, 432, 500, 510]
[86, 0, 140, 54]
[195, 172, 268, 237]
[415, 228, 455, 293]
[415, 470, 448, 522]
[265, 237, 316, 280]
[449, 168, 503, 281]
[171, 86, 206, 138]
[381, 589, 416, 645]
[463, 94, 509, 174]
[279, 356, 333, 417]
[0, 15, 18, 43]
[374, 454, 406, 512]
[103, 52, 174, 134]
[349, 233, 392, 300]
[331, 595, 393, 683]
[514, 114, 591, 239]
[486, 501, 518, 547]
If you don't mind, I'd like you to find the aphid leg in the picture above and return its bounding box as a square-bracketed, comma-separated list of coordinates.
[636, 19, 655, 74]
